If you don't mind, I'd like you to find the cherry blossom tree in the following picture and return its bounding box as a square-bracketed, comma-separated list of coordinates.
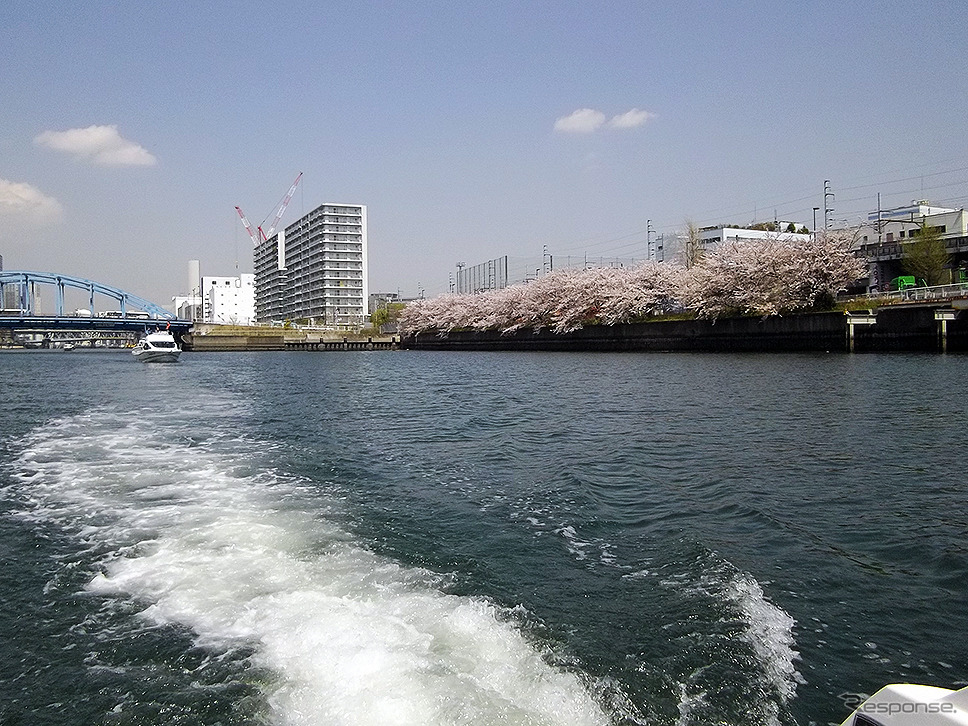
[682, 231, 863, 319]
[397, 231, 864, 335]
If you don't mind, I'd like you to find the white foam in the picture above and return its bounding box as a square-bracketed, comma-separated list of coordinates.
[554, 525, 593, 561]
[659, 559, 802, 725]
[675, 680, 709, 726]
[12, 410, 612, 726]
[725, 573, 804, 705]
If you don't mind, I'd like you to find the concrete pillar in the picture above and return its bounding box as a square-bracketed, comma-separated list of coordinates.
[935, 309, 956, 353]
[845, 312, 877, 353]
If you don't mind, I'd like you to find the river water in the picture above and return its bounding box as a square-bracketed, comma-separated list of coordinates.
[1, 349, 965, 726]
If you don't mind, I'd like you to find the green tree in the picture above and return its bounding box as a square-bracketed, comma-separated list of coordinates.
[903, 222, 949, 286]
[372, 302, 405, 327]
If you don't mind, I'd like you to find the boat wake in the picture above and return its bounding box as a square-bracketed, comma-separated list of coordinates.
[9, 406, 612, 726]
[656, 553, 803, 726]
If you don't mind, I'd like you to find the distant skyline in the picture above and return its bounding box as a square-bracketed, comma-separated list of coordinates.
[2, 0, 968, 305]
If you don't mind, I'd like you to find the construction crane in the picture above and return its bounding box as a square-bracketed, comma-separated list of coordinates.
[235, 172, 303, 246]
[235, 206, 259, 246]
[263, 172, 302, 240]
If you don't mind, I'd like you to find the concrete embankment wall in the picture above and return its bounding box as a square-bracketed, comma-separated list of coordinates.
[183, 325, 285, 351]
[182, 324, 397, 352]
[186, 334, 285, 351]
[402, 303, 968, 353]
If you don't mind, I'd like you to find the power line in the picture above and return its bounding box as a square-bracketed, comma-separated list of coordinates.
[837, 167, 968, 193]
[493, 165, 968, 264]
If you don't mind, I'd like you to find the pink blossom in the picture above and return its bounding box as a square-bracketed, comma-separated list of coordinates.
[397, 232, 863, 335]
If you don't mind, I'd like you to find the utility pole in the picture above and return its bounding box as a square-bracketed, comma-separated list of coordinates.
[876, 192, 883, 244]
[646, 219, 655, 260]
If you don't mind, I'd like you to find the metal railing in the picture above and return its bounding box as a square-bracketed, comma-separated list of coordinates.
[869, 282, 968, 302]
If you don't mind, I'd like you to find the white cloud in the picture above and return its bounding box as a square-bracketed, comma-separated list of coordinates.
[34, 124, 157, 166]
[555, 108, 657, 134]
[554, 108, 606, 134]
[608, 108, 657, 129]
[0, 178, 62, 225]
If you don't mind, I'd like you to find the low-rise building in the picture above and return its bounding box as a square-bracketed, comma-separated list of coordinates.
[660, 223, 811, 266]
[698, 224, 811, 249]
[202, 273, 255, 325]
[171, 294, 201, 321]
[857, 203, 967, 245]
[369, 291, 401, 315]
[853, 203, 968, 290]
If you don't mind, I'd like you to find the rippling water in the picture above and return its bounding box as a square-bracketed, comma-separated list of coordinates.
[1, 349, 966, 725]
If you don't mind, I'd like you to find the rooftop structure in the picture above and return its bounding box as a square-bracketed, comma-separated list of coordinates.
[867, 202, 958, 222]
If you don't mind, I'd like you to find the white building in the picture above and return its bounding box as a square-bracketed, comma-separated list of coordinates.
[171, 294, 202, 321]
[202, 273, 256, 325]
[857, 203, 967, 246]
[853, 203, 968, 290]
[658, 224, 811, 265]
[254, 203, 368, 327]
[698, 224, 811, 249]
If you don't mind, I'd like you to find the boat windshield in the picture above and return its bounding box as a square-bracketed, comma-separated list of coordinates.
[151, 341, 176, 348]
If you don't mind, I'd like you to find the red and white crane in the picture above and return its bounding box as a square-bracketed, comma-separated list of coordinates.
[235, 172, 303, 246]
[234, 206, 259, 245]
[263, 172, 302, 240]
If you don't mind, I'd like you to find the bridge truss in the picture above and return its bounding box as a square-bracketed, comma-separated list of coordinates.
[0, 270, 175, 319]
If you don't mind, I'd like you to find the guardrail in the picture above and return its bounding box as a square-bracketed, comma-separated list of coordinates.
[869, 282, 968, 302]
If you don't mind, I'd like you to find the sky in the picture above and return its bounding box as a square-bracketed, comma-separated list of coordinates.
[2, 0, 968, 305]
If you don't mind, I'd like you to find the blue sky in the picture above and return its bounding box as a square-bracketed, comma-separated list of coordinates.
[2, 0, 967, 305]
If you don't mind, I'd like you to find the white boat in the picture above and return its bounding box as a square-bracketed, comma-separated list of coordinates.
[838, 683, 968, 725]
[132, 330, 181, 363]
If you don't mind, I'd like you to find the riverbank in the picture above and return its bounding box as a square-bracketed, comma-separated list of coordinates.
[401, 301, 968, 353]
[183, 323, 398, 351]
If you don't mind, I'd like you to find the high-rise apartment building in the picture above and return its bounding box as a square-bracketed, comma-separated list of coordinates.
[254, 203, 367, 326]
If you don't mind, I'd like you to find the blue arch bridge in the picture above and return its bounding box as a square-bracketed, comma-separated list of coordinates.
[0, 271, 191, 348]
